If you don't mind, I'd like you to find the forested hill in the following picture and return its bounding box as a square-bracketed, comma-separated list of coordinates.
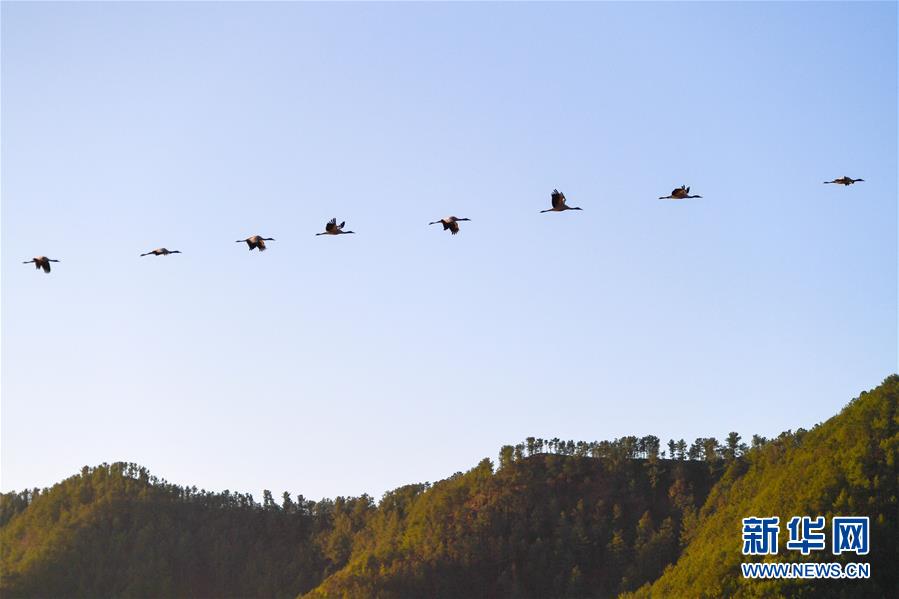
[630, 374, 898, 599]
[302, 453, 717, 598]
[0, 462, 367, 597]
[1, 376, 896, 599]
[1, 447, 721, 597]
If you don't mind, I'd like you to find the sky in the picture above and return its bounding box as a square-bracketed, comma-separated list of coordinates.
[2, 2, 896, 502]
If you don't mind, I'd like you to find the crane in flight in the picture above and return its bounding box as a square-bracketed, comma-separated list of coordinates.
[236, 235, 275, 251]
[659, 185, 702, 200]
[429, 216, 470, 235]
[23, 256, 60, 273]
[140, 248, 181, 257]
[824, 176, 864, 186]
[316, 218, 355, 236]
[540, 189, 582, 213]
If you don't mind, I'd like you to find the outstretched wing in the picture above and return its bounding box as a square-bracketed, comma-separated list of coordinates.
[449, 220, 460, 235]
[41, 260, 51, 273]
[257, 239, 267, 251]
[325, 218, 338, 232]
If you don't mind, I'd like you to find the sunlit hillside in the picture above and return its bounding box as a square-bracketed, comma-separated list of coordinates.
[2, 377, 895, 598]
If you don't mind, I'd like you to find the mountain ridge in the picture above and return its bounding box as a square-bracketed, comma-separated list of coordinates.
[2, 376, 896, 598]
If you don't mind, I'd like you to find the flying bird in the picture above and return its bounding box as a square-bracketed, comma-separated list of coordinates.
[540, 189, 582, 213]
[429, 216, 470, 235]
[824, 176, 864, 186]
[659, 185, 702, 200]
[140, 248, 181, 257]
[236, 235, 275, 251]
[23, 256, 60, 273]
[316, 218, 355, 236]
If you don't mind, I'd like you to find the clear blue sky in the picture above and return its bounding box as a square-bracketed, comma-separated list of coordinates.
[2, 2, 896, 502]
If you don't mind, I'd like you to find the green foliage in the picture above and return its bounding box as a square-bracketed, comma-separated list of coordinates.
[303, 456, 716, 598]
[2, 376, 895, 598]
[629, 375, 899, 599]
[0, 463, 366, 598]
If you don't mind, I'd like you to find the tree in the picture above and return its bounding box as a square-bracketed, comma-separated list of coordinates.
[687, 439, 702, 461]
[514, 444, 525, 461]
[724, 432, 747, 461]
[619, 436, 638, 458]
[702, 438, 721, 463]
[643, 436, 661, 461]
[676, 439, 687, 460]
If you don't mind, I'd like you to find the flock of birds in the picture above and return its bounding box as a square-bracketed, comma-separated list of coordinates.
[22, 178, 865, 273]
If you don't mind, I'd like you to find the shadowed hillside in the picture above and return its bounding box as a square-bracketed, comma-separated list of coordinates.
[0, 465, 372, 598]
[1, 377, 895, 598]
[302, 455, 717, 599]
[0, 449, 719, 598]
[630, 374, 898, 599]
